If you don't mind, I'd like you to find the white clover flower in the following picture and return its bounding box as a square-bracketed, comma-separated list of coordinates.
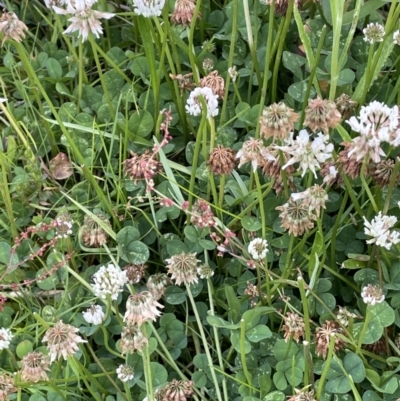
[53, 2, 115, 42]
[291, 184, 328, 218]
[394, 30, 400, 46]
[186, 87, 219, 119]
[116, 364, 134, 382]
[124, 291, 163, 326]
[363, 22, 385, 44]
[132, 0, 165, 17]
[82, 304, 105, 325]
[55, 218, 73, 239]
[361, 284, 385, 306]
[92, 264, 128, 300]
[0, 328, 13, 350]
[228, 66, 238, 82]
[276, 130, 333, 178]
[363, 212, 400, 250]
[248, 238, 269, 260]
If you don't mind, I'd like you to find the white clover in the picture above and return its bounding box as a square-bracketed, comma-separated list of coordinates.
[186, 87, 219, 118]
[92, 263, 128, 300]
[116, 364, 134, 382]
[394, 30, 400, 46]
[55, 218, 73, 239]
[132, 0, 165, 17]
[228, 66, 238, 82]
[82, 305, 105, 325]
[361, 284, 385, 306]
[323, 165, 338, 185]
[53, 2, 115, 42]
[276, 130, 333, 178]
[0, 328, 13, 350]
[248, 238, 269, 260]
[363, 212, 400, 250]
[363, 22, 385, 44]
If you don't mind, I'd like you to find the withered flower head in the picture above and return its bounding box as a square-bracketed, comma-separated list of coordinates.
[320, 161, 342, 187]
[124, 150, 162, 183]
[81, 213, 111, 247]
[337, 142, 364, 179]
[165, 252, 200, 286]
[282, 312, 305, 343]
[335, 93, 358, 120]
[0, 12, 28, 46]
[287, 388, 317, 401]
[169, 73, 194, 95]
[200, 70, 225, 98]
[314, 320, 345, 359]
[159, 379, 194, 401]
[0, 373, 16, 401]
[190, 199, 216, 228]
[369, 159, 400, 187]
[124, 263, 148, 284]
[147, 273, 169, 300]
[276, 199, 316, 237]
[304, 97, 342, 133]
[124, 291, 164, 326]
[49, 152, 73, 180]
[20, 352, 50, 383]
[171, 0, 199, 27]
[207, 145, 236, 176]
[202, 58, 214, 72]
[259, 102, 299, 140]
[120, 323, 148, 354]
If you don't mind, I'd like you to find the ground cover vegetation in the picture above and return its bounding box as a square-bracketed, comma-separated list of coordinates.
[0, 0, 400, 401]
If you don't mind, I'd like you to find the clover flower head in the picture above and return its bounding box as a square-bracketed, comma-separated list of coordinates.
[363, 22, 385, 44]
[82, 304, 105, 325]
[248, 238, 269, 260]
[363, 211, 400, 250]
[186, 87, 219, 118]
[92, 263, 128, 300]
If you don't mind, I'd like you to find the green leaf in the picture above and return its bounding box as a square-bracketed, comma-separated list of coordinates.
[119, 240, 149, 264]
[164, 286, 186, 305]
[192, 371, 207, 388]
[150, 362, 167, 387]
[273, 371, 288, 391]
[45, 58, 62, 80]
[263, 391, 286, 401]
[344, 352, 366, 383]
[242, 306, 274, 330]
[128, 110, 154, 137]
[225, 286, 241, 323]
[242, 216, 262, 231]
[206, 316, 241, 329]
[0, 242, 19, 272]
[245, 325, 272, 342]
[273, 339, 299, 362]
[282, 51, 305, 79]
[16, 340, 33, 358]
[231, 331, 251, 354]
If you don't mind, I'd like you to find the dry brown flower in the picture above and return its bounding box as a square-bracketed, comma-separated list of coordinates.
[147, 273, 169, 300]
[282, 312, 305, 343]
[0, 12, 28, 46]
[20, 352, 50, 383]
[124, 150, 162, 183]
[166, 252, 201, 286]
[207, 145, 236, 175]
[49, 152, 73, 180]
[320, 161, 342, 187]
[124, 263, 148, 284]
[124, 291, 163, 326]
[120, 323, 148, 354]
[171, 0, 199, 27]
[200, 70, 224, 98]
[369, 159, 400, 187]
[287, 389, 317, 401]
[337, 142, 364, 179]
[314, 320, 345, 359]
[335, 93, 358, 120]
[190, 199, 216, 228]
[0, 373, 16, 401]
[259, 102, 299, 140]
[169, 73, 195, 94]
[81, 213, 111, 247]
[160, 379, 194, 401]
[304, 97, 342, 133]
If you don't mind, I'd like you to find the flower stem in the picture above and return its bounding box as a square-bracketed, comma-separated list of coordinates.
[356, 306, 371, 355]
[316, 334, 337, 400]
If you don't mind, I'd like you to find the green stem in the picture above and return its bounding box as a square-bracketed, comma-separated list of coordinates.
[383, 157, 400, 214]
[240, 319, 253, 396]
[298, 277, 311, 344]
[142, 328, 154, 401]
[360, 159, 378, 213]
[356, 306, 371, 355]
[316, 334, 337, 400]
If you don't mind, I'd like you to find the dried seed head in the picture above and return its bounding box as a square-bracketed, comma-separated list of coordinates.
[320, 161, 342, 187]
[369, 159, 400, 187]
[314, 320, 345, 359]
[165, 252, 201, 286]
[335, 306, 357, 327]
[81, 213, 111, 247]
[171, 0, 199, 27]
[160, 379, 194, 401]
[281, 312, 305, 343]
[124, 263, 148, 284]
[259, 102, 299, 140]
[200, 70, 225, 98]
[120, 323, 148, 354]
[116, 364, 134, 382]
[335, 94, 358, 120]
[236, 137, 266, 171]
[276, 199, 316, 237]
[287, 389, 317, 401]
[20, 352, 50, 383]
[169, 73, 195, 95]
[49, 152, 73, 180]
[0, 12, 28, 46]
[304, 97, 342, 133]
[207, 145, 236, 175]
[147, 273, 169, 300]
[337, 142, 363, 179]
[197, 264, 214, 279]
[364, 336, 387, 356]
[124, 150, 162, 183]
[202, 58, 214, 72]
[0, 373, 16, 401]
[190, 199, 216, 228]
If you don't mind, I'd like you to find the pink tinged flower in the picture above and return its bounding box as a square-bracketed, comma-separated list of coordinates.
[165, 252, 201, 286]
[236, 137, 266, 172]
[124, 291, 163, 327]
[42, 320, 86, 362]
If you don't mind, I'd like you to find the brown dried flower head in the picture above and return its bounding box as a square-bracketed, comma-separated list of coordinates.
[369, 159, 400, 187]
[49, 152, 73, 180]
[337, 142, 364, 179]
[169, 73, 194, 95]
[0, 12, 28, 46]
[124, 291, 164, 326]
[335, 93, 358, 120]
[320, 161, 342, 187]
[190, 198, 216, 228]
[124, 263, 148, 284]
[81, 213, 111, 247]
[171, 0, 199, 27]
[165, 252, 200, 286]
[259, 102, 299, 140]
[207, 145, 236, 176]
[120, 323, 148, 354]
[202, 57, 214, 72]
[287, 388, 317, 401]
[0, 373, 16, 401]
[124, 150, 162, 183]
[147, 273, 169, 300]
[314, 320, 345, 359]
[20, 351, 50, 383]
[282, 312, 305, 343]
[160, 379, 194, 401]
[200, 70, 225, 98]
[42, 320, 86, 362]
[304, 97, 342, 133]
[276, 199, 316, 237]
